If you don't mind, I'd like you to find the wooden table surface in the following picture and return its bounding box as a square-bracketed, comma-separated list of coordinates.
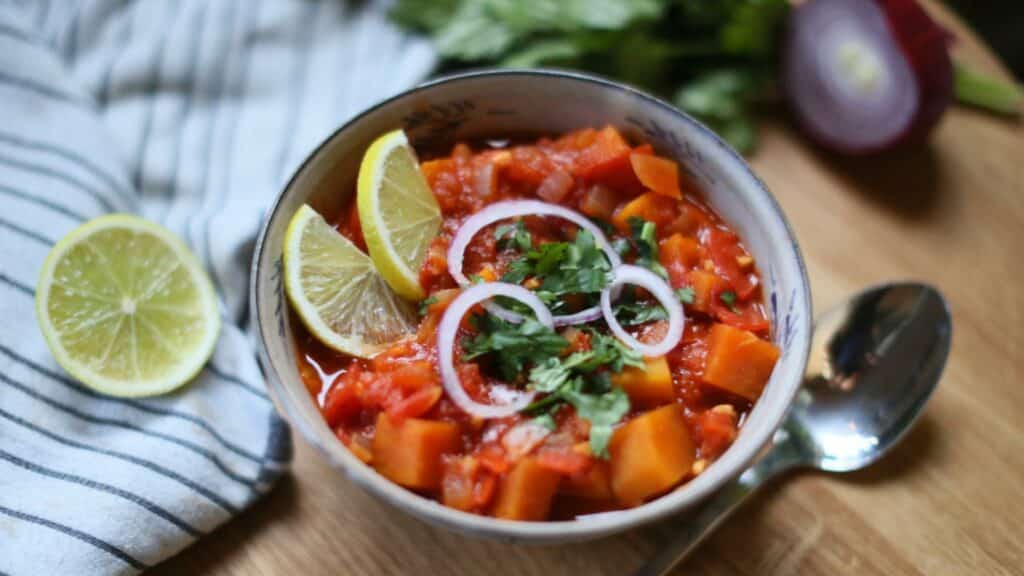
[154, 3, 1023, 574]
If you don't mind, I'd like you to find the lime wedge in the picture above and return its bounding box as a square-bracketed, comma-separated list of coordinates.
[284, 204, 416, 358]
[357, 129, 441, 300]
[35, 214, 220, 397]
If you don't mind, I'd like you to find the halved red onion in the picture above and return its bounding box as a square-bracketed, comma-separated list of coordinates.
[784, 0, 922, 153]
[437, 282, 553, 419]
[447, 199, 621, 326]
[600, 264, 685, 358]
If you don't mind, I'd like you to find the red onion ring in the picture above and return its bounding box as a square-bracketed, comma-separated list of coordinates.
[446, 200, 621, 326]
[600, 265, 685, 358]
[437, 282, 553, 419]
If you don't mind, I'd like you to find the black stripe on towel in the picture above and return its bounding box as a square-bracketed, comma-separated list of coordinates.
[0, 449, 203, 538]
[0, 70, 86, 108]
[205, 362, 270, 402]
[0, 505, 148, 571]
[0, 215, 56, 245]
[0, 407, 238, 514]
[0, 344, 272, 465]
[0, 372, 260, 489]
[0, 272, 34, 296]
[0, 154, 119, 211]
[0, 183, 90, 222]
[0, 130, 132, 201]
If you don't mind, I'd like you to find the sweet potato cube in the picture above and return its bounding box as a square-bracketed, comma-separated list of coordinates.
[609, 405, 695, 507]
[492, 457, 561, 521]
[612, 357, 675, 408]
[660, 234, 702, 270]
[560, 460, 613, 500]
[630, 153, 682, 199]
[372, 413, 461, 491]
[611, 191, 678, 233]
[687, 270, 725, 314]
[701, 323, 780, 401]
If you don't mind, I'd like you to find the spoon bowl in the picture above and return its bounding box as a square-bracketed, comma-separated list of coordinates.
[637, 282, 951, 575]
[789, 282, 951, 472]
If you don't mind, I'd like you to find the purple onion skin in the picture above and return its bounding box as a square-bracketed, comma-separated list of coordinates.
[876, 0, 954, 146]
[784, 0, 954, 155]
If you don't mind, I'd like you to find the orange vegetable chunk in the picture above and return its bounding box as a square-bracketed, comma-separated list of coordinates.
[701, 323, 781, 401]
[687, 270, 725, 314]
[612, 357, 675, 408]
[560, 459, 613, 500]
[630, 153, 682, 199]
[492, 457, 561, 521]
[612, 191, 678, 232]
[609, 404, 695, 507]
[372, 413, 461, 491]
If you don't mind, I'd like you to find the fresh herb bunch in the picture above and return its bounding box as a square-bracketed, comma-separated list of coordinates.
[390, 0, 790, 153]
[500, 228, 613, 313]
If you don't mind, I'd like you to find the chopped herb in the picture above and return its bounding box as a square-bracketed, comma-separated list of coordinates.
[611, 237, 631, 258]
[417, 295, 439, 317]
[614, 300, 669, 326]
[533, 413, 558, 431]
[720, 290, 739, 312]
[501, 230, 614, 314]
[627, 217, 669, 280]
[462, 313, 568, 383]
[524, 329, 641, 458]
[495, 220, 532, 252]
[676, 287, 696, 305]
[468, 273, 485, 284]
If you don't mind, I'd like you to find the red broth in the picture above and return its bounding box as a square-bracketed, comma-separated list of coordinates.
[293, 126, 780, 520]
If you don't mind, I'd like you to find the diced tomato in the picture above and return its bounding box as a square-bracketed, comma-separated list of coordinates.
[573, 126, 633, 183]
[612, 191, 679, 232]
[473, 473, 498, 508]
[536, 446, 593, 476]
[578, 183, 621, 221]
[693, 407, 739, 460]
[322, 362, 363, 428]
[387, 386, 443, 422]
[660, 233, 703, 288]
[713, 302, 771, 334]
[707, 228, 758, 299]
[476, 443, 510, 475]
[536, 169, 574, 203]
[630, 153, 682, 199]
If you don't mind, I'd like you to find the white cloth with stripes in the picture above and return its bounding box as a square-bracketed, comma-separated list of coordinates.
[0, 1, 434, 574]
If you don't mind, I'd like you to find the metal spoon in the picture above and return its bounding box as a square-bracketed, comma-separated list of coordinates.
[636, 282, 951, 576]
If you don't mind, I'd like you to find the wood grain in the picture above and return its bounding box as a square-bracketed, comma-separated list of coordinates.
[152, 2, 1024, 574]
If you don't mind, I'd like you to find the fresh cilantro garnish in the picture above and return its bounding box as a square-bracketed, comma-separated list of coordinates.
[525, 329, 641, 458]
[417, 295, 439, 317]
[462, 313, 568, 383]
[533, 412, 558, 431]
[500, 230, 613, 313]
[389, 0, 790, 153]
[676, 287, 696, 305]
[627, 217, 669, 280]
[495, 220, 532, 252]
[614, 300, 669, 326]
[720, 290, 739, 312]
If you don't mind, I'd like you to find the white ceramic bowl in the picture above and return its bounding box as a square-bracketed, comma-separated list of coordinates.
[251, 69, 812, 543]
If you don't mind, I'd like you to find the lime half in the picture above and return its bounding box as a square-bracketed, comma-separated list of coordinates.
[36, 214, 220, 397]
[284, 204, 416, 358]
[357, 129, 441, 301]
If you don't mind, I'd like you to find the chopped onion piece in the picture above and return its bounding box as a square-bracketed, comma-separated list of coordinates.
[446, 199, 621, 326]
[600, 265, 685, 357]
[437, 282, 553, 419]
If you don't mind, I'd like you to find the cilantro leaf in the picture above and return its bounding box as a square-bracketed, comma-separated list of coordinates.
[563, 385, 630, 458]
[462, 313, 568, 383]
[614, 300, 669, 326]
[533, 412, 558, 431]
[495, 220, 532, 252]
[418, 295, 439, 317]
[676, 287, 696, 305]
[627, 217, 669, 279]
[720, 290, 739, 312]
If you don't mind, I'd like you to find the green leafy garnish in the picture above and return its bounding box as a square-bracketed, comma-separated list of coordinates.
[526, 330, 641, 457]
[720, 290, 738, 312]
[389, 0, 791, 153]
[627, 217, 668, 279]
[533, 412, 558, 431]
[500, 230, 614, 313]
[495, 220, 533, 252]
[676, 286, 696, 305]
[417, 295, 439, 317]
[462, 314, 568, 383]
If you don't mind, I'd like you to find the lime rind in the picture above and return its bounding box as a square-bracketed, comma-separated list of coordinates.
[36, 214, 220, 398]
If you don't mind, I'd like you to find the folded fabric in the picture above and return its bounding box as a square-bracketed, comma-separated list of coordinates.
[0, 1, 433, 574]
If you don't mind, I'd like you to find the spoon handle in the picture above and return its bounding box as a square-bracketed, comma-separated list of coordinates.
[633, 440, 797, 576]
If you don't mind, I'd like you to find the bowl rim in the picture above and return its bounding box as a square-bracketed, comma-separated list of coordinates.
[250, 68, 812, 540]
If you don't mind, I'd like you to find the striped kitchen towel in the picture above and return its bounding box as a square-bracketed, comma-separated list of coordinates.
[0, 1, 434, 574]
